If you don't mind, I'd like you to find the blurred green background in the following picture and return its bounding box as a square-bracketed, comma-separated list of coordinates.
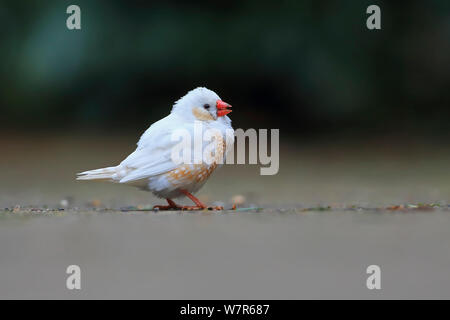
[1, 0, 449, 137]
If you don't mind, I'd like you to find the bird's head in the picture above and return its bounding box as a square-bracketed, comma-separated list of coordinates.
[171, 87, 232, 122]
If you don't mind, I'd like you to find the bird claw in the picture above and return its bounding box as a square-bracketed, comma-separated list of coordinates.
[152, 205, 179, 211]
[182, 206, 207, 211]
[208, 206, 224, 211]
[152, 205, 224, 211]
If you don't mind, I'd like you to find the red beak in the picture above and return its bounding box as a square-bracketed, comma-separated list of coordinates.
[216, 100, 232, 117]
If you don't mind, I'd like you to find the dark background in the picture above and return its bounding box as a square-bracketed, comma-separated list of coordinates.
[2, 0, 449, 139]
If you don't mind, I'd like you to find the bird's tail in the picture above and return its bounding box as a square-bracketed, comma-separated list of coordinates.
[76, 166, 118, 181]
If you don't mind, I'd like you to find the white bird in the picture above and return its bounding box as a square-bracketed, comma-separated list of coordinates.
[77, 87, 234, 210]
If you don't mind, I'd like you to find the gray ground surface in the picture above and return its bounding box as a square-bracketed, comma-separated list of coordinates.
[1, 133, 449, 299]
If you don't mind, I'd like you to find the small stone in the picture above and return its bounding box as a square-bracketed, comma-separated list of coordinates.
[231, 195, 246, 206]
[60, 199, 69, 208]
[89, 199, 102, 208]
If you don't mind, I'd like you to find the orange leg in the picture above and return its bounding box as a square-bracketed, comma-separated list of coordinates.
[180, 190, 223, 210]
[180, 190, 207, 209]
[152, 191, 223, 211]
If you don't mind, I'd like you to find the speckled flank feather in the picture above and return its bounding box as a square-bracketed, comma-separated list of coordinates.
[167, 163, 217, 185]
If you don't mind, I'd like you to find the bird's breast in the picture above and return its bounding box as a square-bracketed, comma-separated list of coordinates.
[165, 134, 226, 186]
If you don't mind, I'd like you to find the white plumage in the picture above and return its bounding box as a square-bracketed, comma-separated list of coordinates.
[77, 87, 234, 209]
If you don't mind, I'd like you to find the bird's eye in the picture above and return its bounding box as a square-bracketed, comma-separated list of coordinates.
[203, 104, 210, 110]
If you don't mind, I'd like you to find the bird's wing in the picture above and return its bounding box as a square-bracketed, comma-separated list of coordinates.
[118, 114, 188, 183]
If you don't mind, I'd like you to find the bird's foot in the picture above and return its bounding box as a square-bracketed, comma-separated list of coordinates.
[152, 197, 224, 211]
[152, 199, 183, 211]
[178, 205, 224, 211]
[179, 205, 207, 211]
[209, 206, 224, 210]
[152, 204, 180, 211]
